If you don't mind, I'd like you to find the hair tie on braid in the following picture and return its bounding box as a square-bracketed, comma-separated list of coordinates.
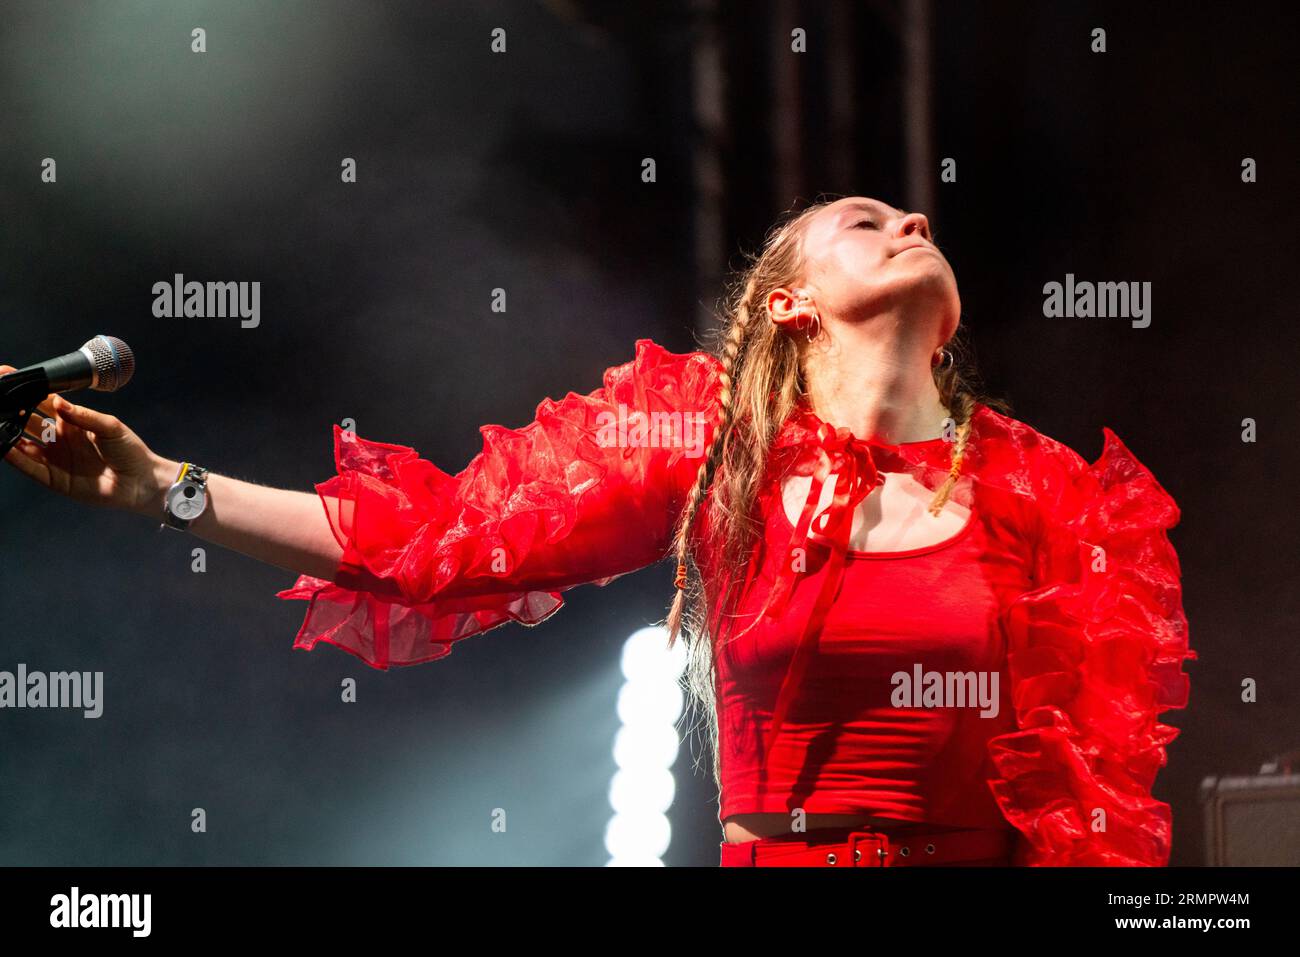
[927, 418, 972, 517]
[674, 563, 689, 590]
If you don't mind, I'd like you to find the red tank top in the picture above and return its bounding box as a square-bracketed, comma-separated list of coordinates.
[713, 464, 1031, 827]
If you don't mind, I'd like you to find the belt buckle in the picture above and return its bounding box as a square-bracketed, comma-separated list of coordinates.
[845, 830, 889, 867]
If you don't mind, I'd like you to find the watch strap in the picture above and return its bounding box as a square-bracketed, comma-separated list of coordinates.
[162, 462, 209, 530]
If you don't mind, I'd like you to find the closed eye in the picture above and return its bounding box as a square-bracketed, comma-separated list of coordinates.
[852, 220, 878, 229]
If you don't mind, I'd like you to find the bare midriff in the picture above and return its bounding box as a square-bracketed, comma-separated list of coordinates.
[723, 812, 925, 843]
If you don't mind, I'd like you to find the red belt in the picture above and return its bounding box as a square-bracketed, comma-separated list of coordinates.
[720, 825, 1016, 867]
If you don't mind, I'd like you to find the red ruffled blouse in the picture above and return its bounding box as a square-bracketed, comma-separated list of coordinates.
[278, 339, 1195, 866]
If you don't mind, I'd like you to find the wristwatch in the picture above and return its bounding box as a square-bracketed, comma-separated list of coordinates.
[161, 462, 210, 530]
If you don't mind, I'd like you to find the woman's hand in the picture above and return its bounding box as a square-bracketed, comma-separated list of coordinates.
[0, 363, 173, 517]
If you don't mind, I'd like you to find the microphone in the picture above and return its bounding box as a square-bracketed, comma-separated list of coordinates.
[0, 335, 135, 415]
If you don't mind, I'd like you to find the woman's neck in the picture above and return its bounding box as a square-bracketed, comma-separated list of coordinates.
[803, 319, 950, 445]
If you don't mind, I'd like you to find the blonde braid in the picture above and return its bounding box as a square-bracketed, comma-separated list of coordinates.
[665, 277, 757, 647]
[926, 391, 976, 516]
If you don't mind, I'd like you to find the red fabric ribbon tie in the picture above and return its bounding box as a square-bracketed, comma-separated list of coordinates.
[760, 421, 883, 774]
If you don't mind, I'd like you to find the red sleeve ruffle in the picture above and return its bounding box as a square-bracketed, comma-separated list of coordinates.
[277, 339, 722, 670]
[984, 427, 1196, 866]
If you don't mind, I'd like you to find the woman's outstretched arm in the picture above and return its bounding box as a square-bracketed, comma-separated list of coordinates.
[0, 366, 344, 581]
[132, 453, 345, 580]
[6, 341, 725, 669]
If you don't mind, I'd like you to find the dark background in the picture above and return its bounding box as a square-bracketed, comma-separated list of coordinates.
[0, 0, 1294, 865]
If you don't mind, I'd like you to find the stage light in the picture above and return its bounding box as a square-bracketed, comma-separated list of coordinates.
[608, 766, 676, 816]
[612, 722, 680, 770]
[616, 677, 684, 727]
[604, 810, 672, 861]
[605, 625, 682, 866]
[620, 625, 688, 681]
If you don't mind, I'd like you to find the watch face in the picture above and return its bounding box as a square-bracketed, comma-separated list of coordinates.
[166, 481, 207, 521]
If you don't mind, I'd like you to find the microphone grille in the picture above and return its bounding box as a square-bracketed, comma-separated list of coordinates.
[84, 335, 135, 392]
